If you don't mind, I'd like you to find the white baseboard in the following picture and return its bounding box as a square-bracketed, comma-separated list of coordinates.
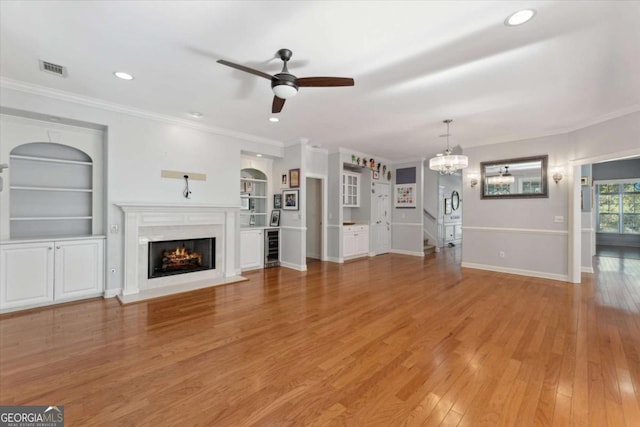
[581, 266, 594, 274]
[326, 256, 342, 263]
[103, 288, 122, 298]
[280, 261, 307, 271]
[461, 262, 569, 282]
[390, 249, 425, 257]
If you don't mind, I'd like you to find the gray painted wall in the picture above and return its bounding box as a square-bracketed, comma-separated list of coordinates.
[391, 160, 424, 254]
[463, 111, 640, 281]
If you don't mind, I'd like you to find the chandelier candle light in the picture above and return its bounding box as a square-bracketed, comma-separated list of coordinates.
[429, 119, 469, 175]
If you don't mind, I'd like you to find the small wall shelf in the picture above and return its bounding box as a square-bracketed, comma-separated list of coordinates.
[10, 154, 93, 166]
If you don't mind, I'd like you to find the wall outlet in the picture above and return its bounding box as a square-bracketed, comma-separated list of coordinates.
[499, 251, 506, 258]
[110, 224, 119, 233]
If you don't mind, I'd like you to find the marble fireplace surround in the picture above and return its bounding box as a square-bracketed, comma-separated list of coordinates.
[116, 203, 244, 303]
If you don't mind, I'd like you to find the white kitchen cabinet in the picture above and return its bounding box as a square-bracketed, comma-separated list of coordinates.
[342, 172, 360, 207]
[240, 229, 264, 271]
[342, 225, 369, 259]
[0, 237, 104, 311]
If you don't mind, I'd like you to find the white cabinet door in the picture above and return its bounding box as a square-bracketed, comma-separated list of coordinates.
[54, 239, 104, 300]
[0, 242, 54, 309]
[356, 229, 370, 255]
[343, 231, 357, 258]
[240, 229, 263, 270]
[342, 172, 360, 207]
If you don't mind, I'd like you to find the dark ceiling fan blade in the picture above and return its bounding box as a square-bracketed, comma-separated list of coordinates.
[297, 77, 355, 87]
[272, 96, 286, 114]
[217, 59, 273, 80]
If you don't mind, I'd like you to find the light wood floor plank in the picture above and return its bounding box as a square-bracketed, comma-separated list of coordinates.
[1, 249, 640, 425]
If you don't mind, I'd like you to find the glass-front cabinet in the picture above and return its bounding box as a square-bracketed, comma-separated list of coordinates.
[342, 172, 360, 207]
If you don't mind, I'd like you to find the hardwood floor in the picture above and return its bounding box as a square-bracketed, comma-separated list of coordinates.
[2, 249, 640, 426]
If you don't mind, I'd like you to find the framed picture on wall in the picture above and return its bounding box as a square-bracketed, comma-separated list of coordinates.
[270, 210, 281, 227]
[282, 189, 299, 210]
[444, 198, 452, 214]
[394, 183, 416, 208]
[273, 193, 282, 209]
[280, 172, 288, 188]
[289, 168, 300, 188]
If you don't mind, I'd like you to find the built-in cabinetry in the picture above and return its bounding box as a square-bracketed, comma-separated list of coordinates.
[342, 171, 360, 207]
[0, 115, 105, 312]
[0, 237, 104, 311]
[240, 168, 268, 228]
[343, 224, 369, 259]
[240, 229, 264, 270]
[239, 161, 280, 270]
[240, 228, 280, 271]
[9, 143, 93, 238]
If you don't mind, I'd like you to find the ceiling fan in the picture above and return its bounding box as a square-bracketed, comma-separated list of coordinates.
[217, 49, 355, 113]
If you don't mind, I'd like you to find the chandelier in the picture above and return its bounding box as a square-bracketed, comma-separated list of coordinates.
[486, 166, 515, 185]
[429, 119, 468, 175]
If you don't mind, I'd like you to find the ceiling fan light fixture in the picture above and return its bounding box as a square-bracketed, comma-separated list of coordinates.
[505, 9, 536, 26]
[272, 83, 298, 100]
[429, 120, 469, 175]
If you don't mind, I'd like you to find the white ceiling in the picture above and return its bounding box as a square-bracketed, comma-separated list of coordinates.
[1, 1, 639, 160]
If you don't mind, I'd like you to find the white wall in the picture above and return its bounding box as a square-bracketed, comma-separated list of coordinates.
[0, 85, 284, 292]
[306, 177, 321, 259]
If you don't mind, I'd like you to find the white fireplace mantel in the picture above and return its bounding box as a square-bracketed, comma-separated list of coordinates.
[116, 203, 239, 300]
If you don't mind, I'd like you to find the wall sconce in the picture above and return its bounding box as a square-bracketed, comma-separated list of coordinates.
[552, 167, 564, 184]
[468, 173, 479, 188]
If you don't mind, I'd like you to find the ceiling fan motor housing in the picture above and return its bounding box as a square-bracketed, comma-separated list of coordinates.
[272, 73, 298, 98]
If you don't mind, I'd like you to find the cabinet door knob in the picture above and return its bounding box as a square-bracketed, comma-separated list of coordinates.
[56, 246, 61, 249]
[48, 247, 53, 250]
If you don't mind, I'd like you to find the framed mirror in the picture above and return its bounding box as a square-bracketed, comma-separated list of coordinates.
[451, 190, 460, 211]
[481, 155, 548, 199]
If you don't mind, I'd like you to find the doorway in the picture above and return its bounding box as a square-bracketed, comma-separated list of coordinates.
[371, 181, 391, 255]
[305, 176, 326, 262]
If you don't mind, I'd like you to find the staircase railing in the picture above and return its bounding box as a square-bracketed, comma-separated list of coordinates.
[423, 208, 436, 222]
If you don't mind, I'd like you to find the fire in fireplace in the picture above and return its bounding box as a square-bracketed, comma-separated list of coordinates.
[148, 237, 215, 279]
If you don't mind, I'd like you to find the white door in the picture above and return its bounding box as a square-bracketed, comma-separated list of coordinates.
[0, 242, 54, 309]
[54, 239, 104, 300]
[371, 182, 391, 255]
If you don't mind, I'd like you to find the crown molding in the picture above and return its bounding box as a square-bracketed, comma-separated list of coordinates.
[564, 103, 640, 134]
[0, 77, 284, 148]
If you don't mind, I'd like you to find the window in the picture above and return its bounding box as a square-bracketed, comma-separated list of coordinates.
[596, 182, 640, 234]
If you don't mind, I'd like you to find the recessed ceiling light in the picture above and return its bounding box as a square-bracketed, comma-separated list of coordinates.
[269, 117, 279, 123]
[505, 9, 536, 26]
[256, 154, 263, 157]
[189, 112, 203, 119]
[113, 71, 134, 80]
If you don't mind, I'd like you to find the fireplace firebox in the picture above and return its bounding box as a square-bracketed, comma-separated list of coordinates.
[148, 237, 215, 279]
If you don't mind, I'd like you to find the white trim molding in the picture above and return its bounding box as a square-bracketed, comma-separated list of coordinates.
[281, 261, 307, 271]
[391, 223, 423, 227]
[390, 249, 425, 257]
[581, 267, 594, 274]
[461, 262, 569, 282]
[103, 288, 122, 298]
[1, 77, 284, 148]
[462, 226, 569, 235]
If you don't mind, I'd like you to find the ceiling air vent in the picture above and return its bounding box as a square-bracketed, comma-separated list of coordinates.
[39, 60, 67, 77]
